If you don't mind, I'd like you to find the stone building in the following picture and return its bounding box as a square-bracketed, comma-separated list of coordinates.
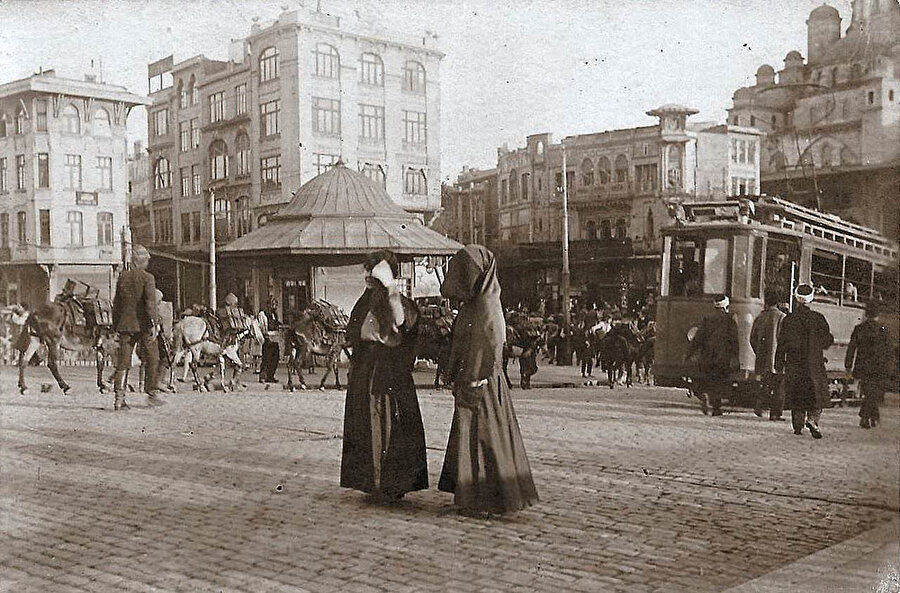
[142, 5, 443, 309]
[728, 0, 900, 239]
[452, 105, 762, 310]
[434, 166, 497, 249]
[0, 70, 149, 306]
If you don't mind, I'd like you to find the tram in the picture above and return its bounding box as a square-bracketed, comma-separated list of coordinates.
[654, 195, 898, 405]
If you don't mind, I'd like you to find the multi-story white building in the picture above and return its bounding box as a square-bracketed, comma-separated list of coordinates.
[0, 70, 149, 305]
[143, 6, 443, 308]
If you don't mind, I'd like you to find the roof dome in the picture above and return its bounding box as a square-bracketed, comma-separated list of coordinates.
[810, 4, 840, 20]
[784, 50, 804, 66]
[274, 162, 416, 221]
[756, 64, 775, 75]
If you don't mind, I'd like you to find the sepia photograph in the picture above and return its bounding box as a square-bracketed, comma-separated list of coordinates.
[1, 0, 898, 591]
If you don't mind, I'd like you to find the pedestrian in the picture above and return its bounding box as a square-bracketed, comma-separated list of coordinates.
[438, 245, 538, 516]
[750, 290, 787, 421]
[258, 308, 280, 384]
[775, 283, 834, 438]
[340, 249, 428, 502]
[845, 302, 892, 429]
[686, 294, 740, 416]
[111, 245, 162, 410]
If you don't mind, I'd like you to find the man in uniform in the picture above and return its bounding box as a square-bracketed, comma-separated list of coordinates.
[112, 245, 161, 410]
[750, 290, 787, 421]
[775, 283, 834, 438]
[686, 294, 740, 416]
[845, 302, 892, 429]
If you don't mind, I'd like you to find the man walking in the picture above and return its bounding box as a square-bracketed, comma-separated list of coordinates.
[775, 283, 833, 438]
[750, 291, 786, 421]
[112, 245, 162, 410]
[686, 294, 740, 416]
[845, 302, 892, 429]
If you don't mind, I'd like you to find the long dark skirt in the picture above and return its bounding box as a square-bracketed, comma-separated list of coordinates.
[340, 342, 428, 497]
[438, 373, 538, 513]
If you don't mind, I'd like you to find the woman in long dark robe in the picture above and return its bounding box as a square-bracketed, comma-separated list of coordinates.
[340, 250, 428, 501]
[438, 245, 538, 514]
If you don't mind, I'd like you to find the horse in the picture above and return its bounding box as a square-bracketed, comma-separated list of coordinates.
[416, 305, 456, 388]
[502, 314, 543, 390]
[283, 300, 350, 392]
[172, 312, 263, 392]
[15, 299, 118, 396]
[596, 323, 642, 389]
[633, 322, 656, 385]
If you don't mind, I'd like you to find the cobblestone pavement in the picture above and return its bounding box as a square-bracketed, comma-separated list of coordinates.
[2, 363, 898, 593]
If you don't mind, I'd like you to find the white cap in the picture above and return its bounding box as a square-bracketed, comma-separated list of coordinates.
[794, 283, 815, 304]
[714, 294, 729, 309]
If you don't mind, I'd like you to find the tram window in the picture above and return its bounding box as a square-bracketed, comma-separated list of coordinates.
[732, 235, 750, 297]
[873, 265, 899, 306]
[668, 238, 703, 297]
[811, 250, 842, 299]
[703, 238, 728, 295]
[844, 257, 872, 304]
[750, 236, 762, 299]
[764, 237, 799, 305]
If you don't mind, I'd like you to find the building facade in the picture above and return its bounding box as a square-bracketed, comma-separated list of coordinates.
[435, 166, 497, 249]
[728, 0, 900, 239]
[452, 105, 762, 310]
[142, 6, 443, 309]
[0, 70, 149, 306]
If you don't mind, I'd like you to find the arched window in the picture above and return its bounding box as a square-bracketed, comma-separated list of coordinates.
[771, 114, 777, 127]
[362, 163, 386, 188]
[508, 168, 518, 202]
[404, 167, 427, 195]
[314, 44, 339, 78]
[597, 156, 611, 184]
[190, 74, 199, 105]
[614, 154, 629, 184]
[820, 144, 833, 167]
[154, 157, 171, 189]
[62, 104, 80, 134]
[260, 47, 279, 82]
[14, 106, 26, 134]
[403, 61, 426, 93]
[585, 220, 597, 240]
[235, 196, 251, 238]
[235, 133, 250, 177]
[645, 208, 655, 240]
[93, 108, 111, 136]
[536, 141, 544, 155]
[840, 146, 858, 165]
[0, 114, 7, 137]
[178, 78, 187, 108]
[600, 220, 612, 239]
[209, 140, 228, 180]
[214, 197, 232, 242]
[615, 218, 627, 239]
[581, 158, 594, 186]
[360, 53, 384, 86]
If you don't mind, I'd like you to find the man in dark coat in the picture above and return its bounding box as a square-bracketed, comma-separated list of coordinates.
[112, 245, 161, 410]
[686, 294, 740, 416]
[845, 302, 892, 429]
[750, 290, 787, 421]
[775, 283, 834, 438]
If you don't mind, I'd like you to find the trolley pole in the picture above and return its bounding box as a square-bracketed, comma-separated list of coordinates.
[208, 187, 217, 310]
[561, 145, 571, 330]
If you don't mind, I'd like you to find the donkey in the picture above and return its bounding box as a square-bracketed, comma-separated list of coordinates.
[172, 313, 263, 392]
[283, 301, 350, 392]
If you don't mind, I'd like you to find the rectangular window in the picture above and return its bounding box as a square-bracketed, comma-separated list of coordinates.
[236, 142, 249, 177]
[192, 86, 200, 105]
[403, 110, 426, 144]
[181, 212, 191, 243]
[37, 153, 49, 188]
[359, 104, 384, 140]
[209, 91, 226, 123]
[312, 98, 340, 136]
[153, 208, 172, 244]
[521, 173, 529, 201]
[180, 90, 189, 109]
[153, 109, 168, 137]
[97, 212, 114, 246]
[260, 49, 279, 82]
[16, 211, 26, 243]
[260, 100, 280, 137]
[191, 211, 201, 242]
[180, 167, 190, 197]
[39, 209, 50, 246]
[67, 211, 84, 247]
[313, 153, 339, 175]
[731, 139, 738, 163]
[97, 156, 112, 191]
[65, 155, 82, 190]
[35, 99, 48, 132]
[235, 83, 247, 114]
[0, 117, 6, 137]
[867, 90, 874, 105]
[16, 155, 26, 190]
[0, 158, 6, 191]
[191, 165, 201, 195]
[235, 197, 250, 238]
[747, 141, 756, 164]
[739, 140, 747, 164]
[179, 122, 190, 152]
[261, 155, 281, 186]
[190, 118, 200, 148]
[0, 213, 8, 248]
[404, 168, 426, 195]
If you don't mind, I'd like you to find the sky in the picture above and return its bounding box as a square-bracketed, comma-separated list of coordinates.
[0, 0, 853, 182]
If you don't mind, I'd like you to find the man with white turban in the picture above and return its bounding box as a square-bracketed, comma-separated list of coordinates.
[686, 294, 740, 416]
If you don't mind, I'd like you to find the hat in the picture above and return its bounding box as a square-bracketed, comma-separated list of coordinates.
[132, 244, 150, 262]
[713, 294, 729, 309]
[794, 283, 815, 304]
[224, 293, 238, 306]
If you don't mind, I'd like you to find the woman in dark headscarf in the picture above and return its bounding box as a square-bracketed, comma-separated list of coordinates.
[340, 250, 428, 501]
[438, 245, 538, 514]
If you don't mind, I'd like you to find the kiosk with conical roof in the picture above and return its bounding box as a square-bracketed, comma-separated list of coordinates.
[220, 163, 462, 321]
